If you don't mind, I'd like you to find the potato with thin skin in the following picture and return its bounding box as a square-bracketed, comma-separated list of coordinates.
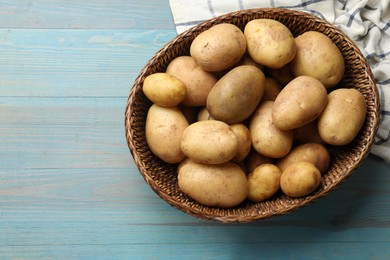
[190, 23, 246, 72]
[178, 159, 249, 208]
[247, 164, 282, 202]
[318, 88, 367, 145]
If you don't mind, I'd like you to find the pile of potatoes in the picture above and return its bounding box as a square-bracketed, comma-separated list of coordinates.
[143, 19, 367, 208]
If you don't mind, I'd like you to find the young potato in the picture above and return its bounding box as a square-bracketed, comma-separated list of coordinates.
[247, 164, 282, 202]
[181, 120, 238, 164]
[272, 76, 328, 131]
[207, 65, 265, 124]
[166, 56, 217, 106]
[262, 77, 282, 101]
[230, 124, 252, 163]
[276, 143, 330, 174]
[290, 31, 345, 88]
[178, 159, 249, 208]
[143, 73, 186, 107]
[190, 23, 246, 72]
[145, 104, 188, 164]
[280, 161, 322, 197]
[318, 88, 367, 145]
[245, 148, 274, 173]
[244, 19, 297, 69]
[249, 101, 293, 158]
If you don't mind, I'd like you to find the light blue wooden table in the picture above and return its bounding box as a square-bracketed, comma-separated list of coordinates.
[0, 1, 389, 259]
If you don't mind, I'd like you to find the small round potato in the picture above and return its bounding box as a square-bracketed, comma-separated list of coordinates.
[207, 65, 265, 124]
[190, 23, 246, 72]
[290, 31, 345, 88]
[318, 88, 367, 145]
[166, 56, 217, 106]
[143, 73, 186, 107]
[230, 124, 252, 162]
[244, 19, 296, 69]
[262, 77, 282, 101]
[178, 159, 249, 208]
[181, 120, 238, 164]
[145, 104, 188, 163]
[247, 164, 282, 202]
[272, 76, 328, 131]
[276, 143, 330, 174]
[280, 161, 322, 197]
[249, 101, 293, 158]
[245, 148, 274, 173]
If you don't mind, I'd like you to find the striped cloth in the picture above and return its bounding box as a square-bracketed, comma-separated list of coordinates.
[169, 0, 390, 161]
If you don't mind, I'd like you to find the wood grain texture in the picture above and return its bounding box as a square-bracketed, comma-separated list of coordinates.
[0, 0, 389, 259]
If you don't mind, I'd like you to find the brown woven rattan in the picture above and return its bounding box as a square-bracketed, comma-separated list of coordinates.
[124, 8, 380, 223]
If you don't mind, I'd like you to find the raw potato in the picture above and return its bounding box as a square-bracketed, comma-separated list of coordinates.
[280, 161, 322, 197]
[166, 56, 217, 106]
[245, 148, 274, 173]
[247, 164, 282, 202]
[272, 76, 328, 130]
[244, 19, 296, 69]
[197, 107, 213, 121]
[190, 23, 246, 72]
[276, 143, 330, 174]
[145, 104, 188, 163]
[178, 159, 249, 208]
[230, 124, 252, 162]
[143, 73, 186, 107]
[318, 88, 367, 145]
[181, 120, 238, 164]
[249, 101, 293, 158]
[290, 31, 345, 88]
[207, 65, 265, 124]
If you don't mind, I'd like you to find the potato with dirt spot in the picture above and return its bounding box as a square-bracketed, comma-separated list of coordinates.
[272, 76, 328, 131]
[181, 120, 238, 164]
[249, 101, 293, 158]
[145, 104, 188, 164]
[247, 164, 282, 202]
[190, 23, 246, 72]
[280, 161, 322, 197]
[318, 88, 367, 145]
[244, 19, 297, 69]
[290, 31, 345, 88]
[166, 56, 217, 106]
[178, 159, 249, 208]
[207, 65, 265, 124]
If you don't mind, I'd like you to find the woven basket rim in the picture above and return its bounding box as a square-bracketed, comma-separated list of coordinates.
[125, 8, 380, 223]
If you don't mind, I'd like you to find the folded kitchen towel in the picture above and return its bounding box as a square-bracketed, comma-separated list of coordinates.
[169, 0, 390, 162]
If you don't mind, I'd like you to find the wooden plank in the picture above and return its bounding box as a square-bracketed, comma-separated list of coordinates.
[0, 29, 177, 98]
[0, 0, 175, 29]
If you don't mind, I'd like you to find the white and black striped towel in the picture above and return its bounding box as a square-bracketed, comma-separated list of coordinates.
[169, 0, 390, 162]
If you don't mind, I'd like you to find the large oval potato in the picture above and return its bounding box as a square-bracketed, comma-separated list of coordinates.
[166, 56, 217, 106]
[276, 143, 330, 174]
[272, 76, 328, 130]
[190, 23, 246, 72]
[181, 120, 238, 164]
[247, 164, 282, 202]
[244, 19, 296, 69]
[178, 159, 249, 208]
[318, 88, 367, 145]
[143, 73, 186, 107]
[250, 101, 293, 158]
[280, 161, 322, 197]
[207, 65, 265, 124]
[145, 104, 188, 163]
[290, 31, 345, 88]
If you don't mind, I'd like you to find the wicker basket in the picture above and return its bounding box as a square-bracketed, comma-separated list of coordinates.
[125, 8, 380, 223]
